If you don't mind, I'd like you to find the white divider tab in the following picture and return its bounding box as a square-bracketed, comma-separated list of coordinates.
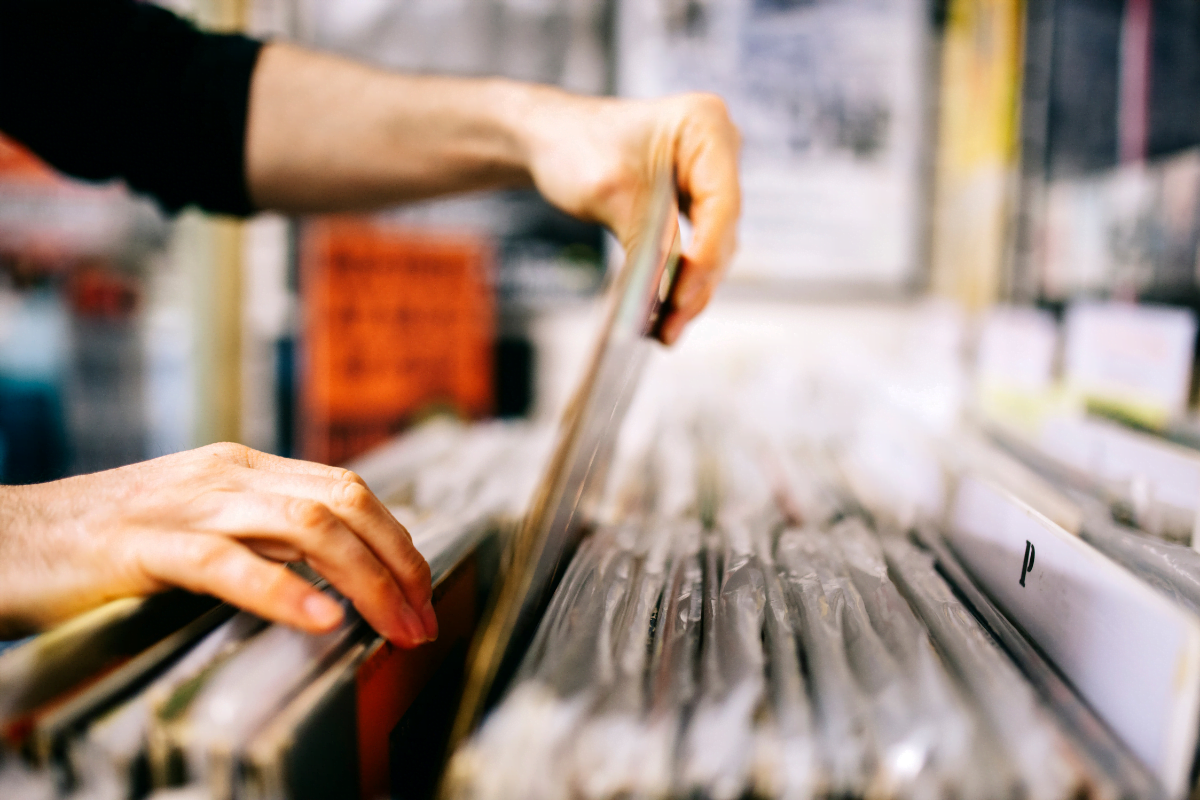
[948, 474, 1200, 798]
[976, 305, 1058, 392]
[1038, 414, 1200, 543]
[1064, 301, 1196, 418]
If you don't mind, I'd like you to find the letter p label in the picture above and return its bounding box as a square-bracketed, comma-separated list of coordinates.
[1019, 540, 1036, 587]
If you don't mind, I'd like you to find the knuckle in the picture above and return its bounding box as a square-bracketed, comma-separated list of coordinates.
[336, 480, 374, 512]
[339, 469, 368, 487]
[685, 91, 728, 119]
[204, 441, 252, 464]
[701, 92, 728, 114]
[288, 498, 335, 532]
[187, 537, 238, 579]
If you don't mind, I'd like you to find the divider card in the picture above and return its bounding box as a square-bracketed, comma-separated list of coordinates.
[1038, 414, 1200, 545]
[1063, 301, 1197, 421]
[947, 474, 1200, 798]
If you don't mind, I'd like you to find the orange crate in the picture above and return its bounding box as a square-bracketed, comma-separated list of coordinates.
[300, 218, 495, 465]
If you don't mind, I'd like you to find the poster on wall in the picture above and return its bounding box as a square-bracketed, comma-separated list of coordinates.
[617, 0, 930, 290]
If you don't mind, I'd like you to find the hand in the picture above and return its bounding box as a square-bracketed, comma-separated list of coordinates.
[0, 443, 436, 647]
[517, 89, 742, 344]
[245, 45, 740, 341]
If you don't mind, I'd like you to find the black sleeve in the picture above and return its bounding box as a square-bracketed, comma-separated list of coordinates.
[0, 0, 263, 216]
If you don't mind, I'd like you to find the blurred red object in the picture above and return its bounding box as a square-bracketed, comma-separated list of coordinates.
[0, 133, 141, 268]
[301, 218, 495, 465]
[0, 133, 60, 184]
[67, 262, 140, 319]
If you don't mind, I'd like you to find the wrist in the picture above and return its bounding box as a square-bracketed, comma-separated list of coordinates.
[482, 78, 560, 178]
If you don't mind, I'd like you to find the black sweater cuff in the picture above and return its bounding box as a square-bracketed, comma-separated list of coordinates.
[0, 0, 264, 217]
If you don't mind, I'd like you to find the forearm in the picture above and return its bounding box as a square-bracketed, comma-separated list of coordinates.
[0, 481, 114, 638]
[245, 42, 544, 212]
[244, 39, 740, 344]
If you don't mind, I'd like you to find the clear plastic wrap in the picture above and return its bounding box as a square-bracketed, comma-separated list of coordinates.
[640, 522, 705, 796]
[568, 523, 672, 799]
[541, 532, 635, 697]
[445, 527, 638, 800]
[512, 525, 635, 694]
[511, 530, 606, 684]
[786, 523, 966, 799]
[752, 524, 820, 800]
[813, 527, 931, 797]
[776, 527, 876, 797]
[681, 522, 767, 799]
[454, 522, 666, 800]
[834, 519, 981, 800]
[882, 536, 1084, 800]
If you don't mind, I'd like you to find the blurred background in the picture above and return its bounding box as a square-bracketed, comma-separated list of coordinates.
[3, 0, 1199, 482]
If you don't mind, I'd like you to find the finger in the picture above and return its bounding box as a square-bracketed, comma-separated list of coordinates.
[657, 259, 721, 345]
[669, 197, 736, 324]
[225, 467, 435, 634]
[658, 305, 690, 346]
[197, 490, 432, 647]
[669, 96, 741, 332]
[201, 449, 430, 630]
[136, 532, 346, 635]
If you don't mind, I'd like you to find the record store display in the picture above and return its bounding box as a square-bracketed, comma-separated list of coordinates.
[441, 379, 1176, 800]
[13, 345, 1200, 799]
[10, 195, 1200, 800]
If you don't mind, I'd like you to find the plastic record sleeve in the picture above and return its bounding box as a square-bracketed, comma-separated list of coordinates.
[445, 174, 683, 753]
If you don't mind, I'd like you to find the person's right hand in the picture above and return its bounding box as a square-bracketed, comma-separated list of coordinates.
[0, 443, 437, 647]
[517, 89, 741, 346]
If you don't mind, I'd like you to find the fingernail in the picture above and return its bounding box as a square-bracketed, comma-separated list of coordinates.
[304, 594, 344, 629]
[420, 600, 439, 641]
[662, 317, 683, 346]
[399, 605, 427, 646]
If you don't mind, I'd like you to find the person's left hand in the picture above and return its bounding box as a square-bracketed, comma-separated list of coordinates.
[516, 89, 742, 345]
[0, 443, 436, 647]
